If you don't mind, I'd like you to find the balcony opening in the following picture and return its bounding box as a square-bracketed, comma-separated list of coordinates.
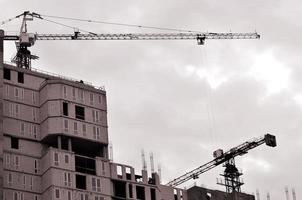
[61, 136, 69, 151]
[75, 105, 85, 120]
[76, 174, 87, 190]
[112, 180, 126, 198]
[136, 186, 145, 200]
[72, 137, 107, 158]
[75, 155, 96, 175]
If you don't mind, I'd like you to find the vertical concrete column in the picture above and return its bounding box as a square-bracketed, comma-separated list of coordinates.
[57, 136, 62, 149]
[152, 172, 160, 186]
[0, 29, 4, 200]
[142, 169, 148, 184]
[68, 138, 72, 151]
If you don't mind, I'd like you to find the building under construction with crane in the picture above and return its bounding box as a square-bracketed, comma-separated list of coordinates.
[0, 12, 277, 200]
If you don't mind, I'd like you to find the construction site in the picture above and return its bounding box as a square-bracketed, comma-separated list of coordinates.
[0, 10, 298, 200]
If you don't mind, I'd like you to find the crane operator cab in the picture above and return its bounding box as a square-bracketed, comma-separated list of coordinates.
[19, 32, 36, 47]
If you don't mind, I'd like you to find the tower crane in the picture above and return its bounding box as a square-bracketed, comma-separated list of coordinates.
[166, 134, 277, 193]
[1, 11, 260, 69]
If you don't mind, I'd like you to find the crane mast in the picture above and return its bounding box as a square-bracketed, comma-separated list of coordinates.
[2, 11, 260, 69]
[166, 134, 276, 191]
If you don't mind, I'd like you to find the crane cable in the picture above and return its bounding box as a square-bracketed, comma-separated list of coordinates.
[40, 14, 203, 33]
[200, 47, 217, 149]
[1, 12, 204, 35]
[40, 17, 98, 35]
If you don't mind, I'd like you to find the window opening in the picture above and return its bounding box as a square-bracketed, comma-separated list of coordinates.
[65, 154, 69, 164]
[174, 189, 178, 200]
[32, 91, 36, 104]
[30, 176, 33, 190]
[5, 85, 9, 97]
[129, 184, 133, 198]
[76, 174, 87, 190]
[63, 102, 68, 116]
[150, 188, 156, 200]
[72, 88, 76, 100]
[54, 152, 59, 166]
[98, 95, 102, 104]
[90, 93, 94, 105]
[14, 155, 19, 168]
[75, 155, 96, 175]
[11, 137, 19, 149]
[97, 178, 101, 192]
[68, 191, 72, 200]
[14, 87, 19, 99]
[20, 122, 25, 135]
[78, 89, 84, 102]
[18, 72, 24, 83]
[61, 137, 69, 150]
[55, 189, 60, 198]
[8, 173, 12, 186]
[13, 192, 18, 200]
[64, 119, 69, 132]
[63, 86, 67, 98]
[136, 186, 146, 200]
[74, 122, 78, 134]
[15, 104, 19, 117]
[117, 165, 123, 179]
[34, 160, 38, 173]
[4, 68, 11, 80]
[126, 167, 131, 180]
[113, 180, 126, 198]
[23, 175, 26, 187]
[75, 105, 85, 120]
[82, 124, 86, 136]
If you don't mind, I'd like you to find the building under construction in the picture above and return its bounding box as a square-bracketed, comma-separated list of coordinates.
[0, 30, 259, 200]
[0, 12, 278, 200]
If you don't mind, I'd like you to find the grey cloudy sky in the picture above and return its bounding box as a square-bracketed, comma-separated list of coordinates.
[1, 0, 301, 199]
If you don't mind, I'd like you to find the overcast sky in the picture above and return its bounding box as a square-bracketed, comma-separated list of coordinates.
[1, 0, 301, 199]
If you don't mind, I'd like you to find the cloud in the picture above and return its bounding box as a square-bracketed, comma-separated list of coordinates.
[249, 50, 291, 94]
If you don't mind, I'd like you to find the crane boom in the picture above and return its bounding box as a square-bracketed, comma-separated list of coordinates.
[36, 32, 260, 41]
[4, 32, 260, 43]
[166, 134, 276, 187]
